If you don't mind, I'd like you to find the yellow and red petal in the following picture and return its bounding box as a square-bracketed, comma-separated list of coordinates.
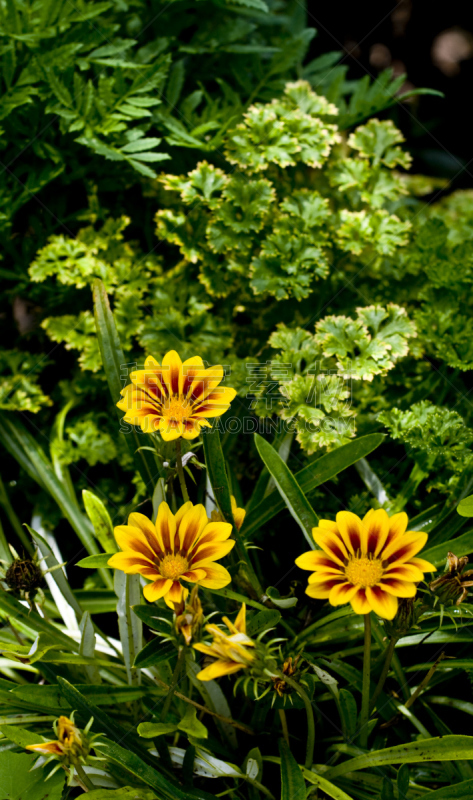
[161, 350, 183, 397]
[305, 577, 345, 599]
[26, 741, 64, 755]
[350, 588, 371, 615]
[365, 586, 398, 619]
[382, 512, 409, 551]
[197, 563, 232, 590]
[155, 502, 177, 552]
[382, 531, 428, 566]
[378, 578, 417, 598]
[312, 529, 349, 566]
[308, 569, 344, 584]
[182, 423, 203, 439]
[318, 519, 339, 533]
[383, 563, 424, 582]
[175, 501, 194, 530]
[181, 568, 207, 583]
[197, 521, 234, 548]
[143, 578, 173, 602]
[362, 508, 390, 556]
[113, 525, 158, 562]
[295, 550, 342, 573]
[191, 539, 235, 568]
[336, 511, 362, 555]
[409, 557, 436, 573]
[178, 504, 209, 552]
[189, 365, 224, 404]
[181, 355, 205, 395]
[329, 582, 360, 606]
[108, 552, 155, 574]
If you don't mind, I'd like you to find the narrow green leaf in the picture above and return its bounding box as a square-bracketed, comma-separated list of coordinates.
[0, 591, 80, 651]
[339, 689, 358, 742]
[246, 609, 281, 638]
[83, 489, 118, 552]
[92, 279, 160, 490]
[115, 571, 142, 685]
[242, 434, 385, 538]
[279, 739, 306, 800]
[77, 553, 115, 568]
[419, 779, 473, 798]
[186, 656, 238, 750]
[204, 586, 267, 611]
[254, 433, 318, 547]
[325, 736, 473, 780]
[0, 751, 65, 800]
[0, 415, 98, 555]
[134, 636, 176, 669]
[27, 525, 83, 619]
[79, 611, 101, 684]
[138, 722, 177, 738]
[302, 767, 355, 800]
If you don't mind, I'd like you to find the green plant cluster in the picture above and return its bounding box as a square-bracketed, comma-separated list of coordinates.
[1, 2, 473, 798]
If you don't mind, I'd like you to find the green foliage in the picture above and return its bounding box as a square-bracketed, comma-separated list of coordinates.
[0, 350, 52, 413]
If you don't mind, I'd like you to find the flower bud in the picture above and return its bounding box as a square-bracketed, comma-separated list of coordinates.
[429, 552, 473, 606]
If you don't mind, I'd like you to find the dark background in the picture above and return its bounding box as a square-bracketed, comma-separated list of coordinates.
[306, 0, 473, 189]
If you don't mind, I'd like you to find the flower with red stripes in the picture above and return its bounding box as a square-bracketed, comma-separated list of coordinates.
[117, 350, 236, 441]
[295, 509, 436, 619]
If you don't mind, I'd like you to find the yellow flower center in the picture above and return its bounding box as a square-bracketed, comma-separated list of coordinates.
[162, 396, 193, 423]
[159, 553, 189, 580]
[345, 556, 384, 588]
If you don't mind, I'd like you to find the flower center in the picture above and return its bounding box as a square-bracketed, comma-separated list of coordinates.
[345, 556, 384, 588]
[159, 553, 189, 581]
[162, 396, 193, 423]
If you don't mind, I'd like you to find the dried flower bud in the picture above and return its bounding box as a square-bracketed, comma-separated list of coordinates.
[174, 585, 204, 645]
[272, 655, 302, 697]
[5, 558, 43, 595]
[429, 552, 473, 606]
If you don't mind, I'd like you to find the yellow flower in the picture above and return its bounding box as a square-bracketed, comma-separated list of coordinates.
[108, 501, 235, 607]
[194, 603, 255, 680]
[174, 585, 204, 645]
[295, 509, 436, 620]
[26, 716, 87, 760]
[210, 496, 246, 531]
[117, 349, 236, 441]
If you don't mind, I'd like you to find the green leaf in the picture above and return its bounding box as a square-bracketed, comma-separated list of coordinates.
[0, 415, 98, 554]
[254, 433, 318, 547]
[279, 739, 307, 800]
[0, 590, 80, 652]
[265, 586, 298, 608]
[0, 724, 43, 748]
[115, 571, 142, 685]
[86, 789, 159, 800]
[419, 780, 473, 798]
[246, 609, 281, 637]
[203, 425, 263, 595]
[0, 752, 65, 800]
[339, 688, 358, 741]
[186, 655, 238, 750]
[12, 684, 149, 709]
[92, 279, 160, 490]
[325, 736, 473, 780]
[27, 525, 83, 619]
[138, 722, 177, 738]
[242, 434, 384, 538]
[134, 636, 177, 669]
[422, 529, 473, 567]
[77, 553, 115, 568]
[301, 767, 355, 800]
[178, 706, 208, 739]
[204, 586, 267, 611]
[458, 494, 473, 517]
[99, 737, 215, 800]
[83, 489, 118, 551]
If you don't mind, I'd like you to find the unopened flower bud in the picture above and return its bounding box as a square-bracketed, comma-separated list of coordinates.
[430, 552, 473, 606]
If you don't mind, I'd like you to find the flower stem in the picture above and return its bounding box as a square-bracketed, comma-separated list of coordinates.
[175, 439, 190, 503]
[278, 708, 290, 745]
[160, 647, 186, 722]
[281, 673, 315, 769]
[359, 612, 372, 749]
[74, 763, 95, 791]
[369, 636, 398, 714]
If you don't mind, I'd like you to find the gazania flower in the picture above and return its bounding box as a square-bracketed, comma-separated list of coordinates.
[295, 509, 436, 620]
[26, 715, 90, 762]
[108, 501, 235, 607]
[194, 603, 255, 680]
[211, 495, 246, 531]
[117, 349, 236, 441]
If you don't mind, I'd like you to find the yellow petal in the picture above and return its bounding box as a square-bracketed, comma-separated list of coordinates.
[113, 525, 158, 561]
[350, 588, 371, 615]
[312, 529, 348, 566]
[197, 563, 232, 589]
[382, 531, 428, 565]
[178, 504, 209, 552]
[409, 557, 436, 573]
[191, 539, 235, 567]
[378, 579, 417, 598]
[328, 582, 359, 606]
[366, 586, 398, 619]
[295, 550, 341, 573]
[336, 511, 362, 555]
[234, 603, 247, 633]
[196, 660, 245, 681]
[108, 552, 155, 574]
[156, 502, 177, 552]
[143, 578, 173, 602]
[361, 508, 390, 556]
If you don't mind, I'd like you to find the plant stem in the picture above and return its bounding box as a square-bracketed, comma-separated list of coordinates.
[359, 612, 372, 749]
[278, 708, 290, 744]
[74, 762, 95, 791]
[244, 776, 276, 800]
[175, 439, 190, 503]
[369, 636, 398, 713]
[160, 647, 186, 721]
[281, 673, 315, 769]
